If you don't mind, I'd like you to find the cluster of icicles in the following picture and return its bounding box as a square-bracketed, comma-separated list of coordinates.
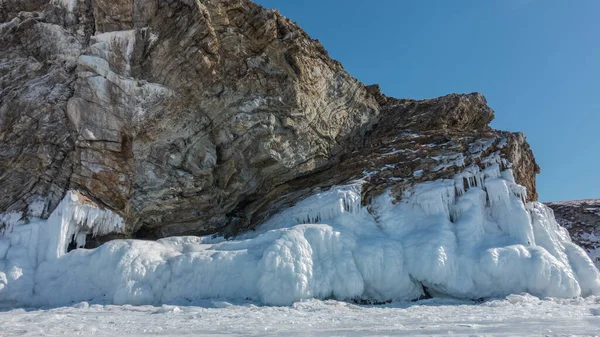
[0, 163, 599, 307]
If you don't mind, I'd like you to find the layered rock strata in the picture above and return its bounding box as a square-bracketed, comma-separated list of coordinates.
[1, 0, 538, 243]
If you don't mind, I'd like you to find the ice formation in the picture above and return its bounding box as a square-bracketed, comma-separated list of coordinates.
[51, 0, 77, 12]
[0, 191, 124, 304]
[90, 30, 136, 76]
[0, 167, 599, 307]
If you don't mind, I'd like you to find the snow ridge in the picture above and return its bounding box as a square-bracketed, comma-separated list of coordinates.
[0, 168, 599, 307]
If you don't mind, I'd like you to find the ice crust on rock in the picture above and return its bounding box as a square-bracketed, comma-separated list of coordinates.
[0, 169, 599, 307]
[90, 30, 136, 76]
[51, 0, 77, 12]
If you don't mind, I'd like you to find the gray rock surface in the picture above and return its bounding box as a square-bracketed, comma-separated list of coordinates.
[1, 0, 540, 242]
[545, 200, 600, 268]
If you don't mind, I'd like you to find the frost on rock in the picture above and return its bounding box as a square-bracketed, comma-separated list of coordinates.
[90, 30, 136, 76]
[1, 171, 599, 307]
[51, 0, 77, 12]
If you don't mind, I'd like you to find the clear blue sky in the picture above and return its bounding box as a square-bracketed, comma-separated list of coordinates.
[254, 0, 599, 202]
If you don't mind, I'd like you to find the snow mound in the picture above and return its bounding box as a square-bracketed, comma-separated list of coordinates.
[0, 168, 599, 307]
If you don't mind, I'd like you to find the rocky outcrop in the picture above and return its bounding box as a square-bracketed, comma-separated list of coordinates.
[240, 87, 539, 234]
[0, 2, 85, 218]
[1, 0, 539, 243]
[546, 200, 600, 268]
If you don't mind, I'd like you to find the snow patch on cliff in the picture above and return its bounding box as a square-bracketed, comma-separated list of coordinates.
[0, 168, 599, 307]
[91, 30, 136, 76]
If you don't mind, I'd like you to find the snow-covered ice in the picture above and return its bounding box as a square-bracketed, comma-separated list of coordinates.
[0, 166, 599, 308]
[1, 296, 599, 336]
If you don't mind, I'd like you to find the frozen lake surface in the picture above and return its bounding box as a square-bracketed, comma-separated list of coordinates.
[1, 295, 600, 336]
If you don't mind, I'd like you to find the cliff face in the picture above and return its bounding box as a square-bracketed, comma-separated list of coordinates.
[3, 0, 600, 308]
[546, 200, 600, 268]
[1, 0, 538, 241]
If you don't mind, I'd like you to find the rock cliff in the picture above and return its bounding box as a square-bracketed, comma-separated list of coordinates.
[546, 200, 600, 268]
[3, 0, 600, 307]
[1, 0, 538, 243]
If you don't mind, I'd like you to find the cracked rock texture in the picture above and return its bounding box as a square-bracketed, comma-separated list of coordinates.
[1, 0, 540, 241]
[545, 200, 600, 268]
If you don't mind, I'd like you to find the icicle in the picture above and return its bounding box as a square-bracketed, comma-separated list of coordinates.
[484, 178, 511, 206]
[454, 181, 465, 197]
[43, 191, 125, 260]
[0, 212, 24, 237]
[407, 180, 456, 219]
[509, 184, 527, 204]
[292, 183, 364, 225]
[482, 163, 501, 180]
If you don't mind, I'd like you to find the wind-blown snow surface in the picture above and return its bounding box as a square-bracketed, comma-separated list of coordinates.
[2, 296, 600, 336]
[0, 165, 599, 307]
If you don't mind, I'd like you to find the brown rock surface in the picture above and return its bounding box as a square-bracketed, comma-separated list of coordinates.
[0, 0, 540, 242]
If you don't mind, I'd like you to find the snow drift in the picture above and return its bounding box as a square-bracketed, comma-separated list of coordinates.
[0, 165, 599, 307]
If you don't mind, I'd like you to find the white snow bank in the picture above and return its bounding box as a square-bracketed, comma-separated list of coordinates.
[0, 168, 599, 307]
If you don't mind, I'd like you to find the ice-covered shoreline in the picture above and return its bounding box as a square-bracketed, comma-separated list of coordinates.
[1, 166, 599, 307]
